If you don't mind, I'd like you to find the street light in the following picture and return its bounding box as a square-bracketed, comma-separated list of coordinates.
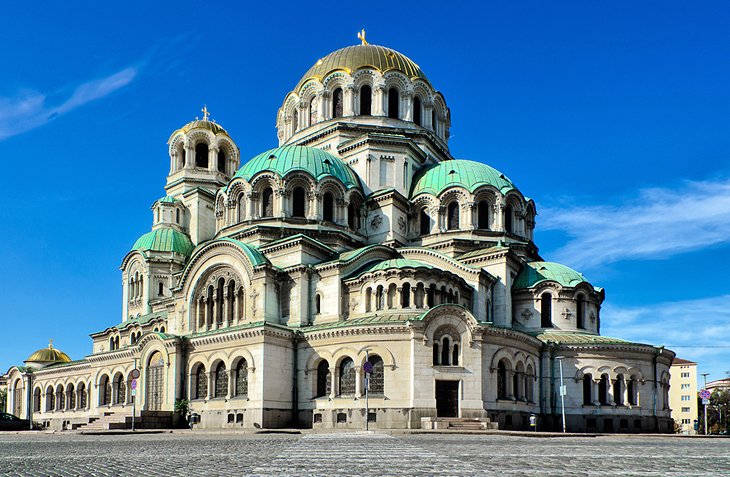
[555, 356, 567, 433]
[701, 373, 710, 435]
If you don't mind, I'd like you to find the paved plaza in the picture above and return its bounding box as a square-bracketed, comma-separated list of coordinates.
[0, 432, 727, 476]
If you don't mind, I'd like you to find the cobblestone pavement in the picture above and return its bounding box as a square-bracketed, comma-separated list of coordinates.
[0, 432, 728, 476]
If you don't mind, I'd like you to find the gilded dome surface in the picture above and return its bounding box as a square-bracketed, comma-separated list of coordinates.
[297, 44, 428, 90]
[26, 343, 71, 364]
[234, 145, 361, 190]
[168, 119, 229, 143]
[411, 160, 516, 198]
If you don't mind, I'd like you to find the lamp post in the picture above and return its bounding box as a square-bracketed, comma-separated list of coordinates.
[701, 373, 709, 435]
[556, 356, 567, 433]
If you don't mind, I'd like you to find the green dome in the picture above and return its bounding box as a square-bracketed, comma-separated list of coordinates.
[297, 44, 428, 91]
[349, 258, 433, 279]
[155, 195, 180, 205]
[233, 146, 360, 190]
[411, 160, 516, 198]
[513, 262, 589, 290]
[132, 227, 195, 256]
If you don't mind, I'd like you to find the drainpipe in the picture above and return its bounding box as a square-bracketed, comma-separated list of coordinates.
[652, 347, 661, 432]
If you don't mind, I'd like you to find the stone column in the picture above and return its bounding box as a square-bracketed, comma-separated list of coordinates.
[344, 85, 356, 117]
[318, 91, 329, 121]
[608, 378, 616, 406]
[208, 146, 218, 172]
[227, 369, 235, 400]
[373, 86, 386, 116]
[593, 380, 601, 406]
[184, 145, 194, 169]
[329, 367, 337, 399]
[203, 297, 210, 330]
[223, 291, 229, 328]
[423, 101, 434, 129]
[465, 202, 476, 230]
[507, 371, 515, 400]
[212, 291, 218, 330]
[206, 372, 213, 401]
[402, 92, 413, 121]
[355, 367, 362, 398]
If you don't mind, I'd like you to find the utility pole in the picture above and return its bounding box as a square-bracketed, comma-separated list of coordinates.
[701, 373, 709, 435]
[556, 356, 566, 433]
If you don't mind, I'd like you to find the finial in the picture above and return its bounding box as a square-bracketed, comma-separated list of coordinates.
[357, 29, 368, 45]
[49, 338, 53, 350]
[201, 104, 210, 121]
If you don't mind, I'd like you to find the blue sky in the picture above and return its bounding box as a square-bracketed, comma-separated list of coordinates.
[1, 1, 728, 384]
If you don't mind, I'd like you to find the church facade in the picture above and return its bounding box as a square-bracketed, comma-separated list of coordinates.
[3, 36, 675, 433]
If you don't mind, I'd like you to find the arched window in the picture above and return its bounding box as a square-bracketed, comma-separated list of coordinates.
[114, 374, 126, 405]
[367, 355, 384, 394]
[235, 359, 248, 397]
[420, 208, 431, 235]
[432, 342, 440, 365]
[576, 295, 585, 329]
[109, 337, 115, 351]
[47, 386, 55, 411]
[181, 148, 186, 167]
[505, 204, 513, 233]
[598, 374, 609, 405]
[158, 282, 164, 297]
[217, 277, 225, 326]
[339, 358, 355, 395]
[452, 344, 459, 366]
[292, 187, 306, 217]
[513, 369, 521, 400]
[401, 283, 411, 308]
[427, 284, 436, 307]
[176, 209, 180, 224]
[627, 377, 637, 405]
[540, 293, 552, 327]
[447, 202, 459, 230]
[262, 187, 273, 217]
[365, 287, 372, 313]
[100, 376, 111, 406]
[615, 374, 624, 405]
[387, 284, 397, 308]
[413, 96, 422, 126]
[332, 88, 343, 118]
[497, 361, 507, 399]
[359, 85, 372, 116]
[291, 108, 298, 132]
[316, 360, 330, 397]
[322, 192, 334, 222]
[375, 285, 384, 311]
[57, 385, 65, 411]
[68, 382, 76, 409]
[33, 387, 41, 412]
[387, 88, 399, 119]
[583, 374, 593, 405]
[214, 362, 228, 398]
[348, 202, 358, 230]
[195, 143, 208, 168]
[159, 326, 165, 333]
[78, 382, 87, 409]
[195, 365, 207, 400]
[217, 150, 226, 173]
[309, 96, 317, 126]
[315, 294, 321, 314]
[525, 366, 534, 402]
[441, 337, 451, 366]
[431, 109, 437, 133]
[477, 200, 490, 229]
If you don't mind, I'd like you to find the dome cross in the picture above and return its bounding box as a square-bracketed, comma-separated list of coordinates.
[357, 29, 368, 45]
[201, 104, 210, 121]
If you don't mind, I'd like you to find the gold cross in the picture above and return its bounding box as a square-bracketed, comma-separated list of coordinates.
[49, 338, 53, 349]
[357, 29, 368, 45]
[201, 105, 210, 121]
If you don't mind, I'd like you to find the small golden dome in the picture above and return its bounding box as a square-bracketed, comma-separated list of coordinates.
[26, 341, 72, 364]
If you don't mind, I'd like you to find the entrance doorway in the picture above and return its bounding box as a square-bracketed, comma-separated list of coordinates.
[435, 380, 459, 417]
[146, 351, 165, 411]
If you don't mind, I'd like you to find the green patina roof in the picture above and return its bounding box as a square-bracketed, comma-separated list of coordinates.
[116, 311, 167, 330]
[233, 145, 360, 190]
[156, 195, 180, 205]
[513, 261, 589, 290]
[348, 258, 432, 279]
[411, 160, 516, 198]
[531, 331, 637, 346]
[303, 314, 413, 332]
[216, 237, 269, 267]
[132, 227, 195, 256]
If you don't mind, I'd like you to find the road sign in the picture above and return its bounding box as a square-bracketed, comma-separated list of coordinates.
[131, 379, 137, 390]
[700, 389, 711, 399]
[529, 414, 536, 427]
[363, 361, 373, 374]
[131, 389, 136, 396]
[702, 398, 709, 405]
[131, 368, 141, 379]
[560, 385, 567, 396]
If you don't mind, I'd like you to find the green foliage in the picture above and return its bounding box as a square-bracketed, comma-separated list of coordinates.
[0, 389, 6, 412]
[174, 398, 189, 415]
[699, 389, 730, 434]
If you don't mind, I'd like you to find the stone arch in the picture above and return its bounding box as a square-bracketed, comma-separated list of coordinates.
[355, 345, 396, 369]
[305, 349, 335, 372]
[490, 348, 516, 370]
[330, 346, 360, 367]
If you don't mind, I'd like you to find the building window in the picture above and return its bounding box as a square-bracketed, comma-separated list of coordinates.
[322, 192, 334, 222]
[292, 187, 306, 217]
[477, 201, 490, 229]
[367, 355, 384, 394]
[576, 295, 585, 329]
[78, 383, 87, 409]
[505, 204, 513, 233]
[540, 293, 552, 327]
[447, 202, 459, 230]
[316, 360, 330, 398]
[214, 362, 228, 398]
[583, 374, 593, 405]
[681, 383, 690, 389]
[614, 374, 624, 406]
[195, 143, 209, 168]
[628, 377, 637, 405]
[195, 365, 207, 400]
[235, 360, 248, 397]
[497, 361, 508, 399]
[262, 187, 273, 217]
[359, 85, 371, 116]
[332, 88, 343, 118]
[420, 208, 431, 235]
[598, 374, 609, 405]
[158, 282, 164, 297]
[387, 88, 399, 119]
[682, 407, 690, 412]
[339, 358, 356, 395]
[681, 395, 691, 401]
[413, 96, 422, 126]
[217, 150, 226, 173]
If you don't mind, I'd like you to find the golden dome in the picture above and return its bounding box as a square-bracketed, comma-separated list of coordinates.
[296, 44, 428, 91]
[26, 342, 72, 364]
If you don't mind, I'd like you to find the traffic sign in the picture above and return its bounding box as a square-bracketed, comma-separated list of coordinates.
[700, 389, 711, 399]
[131, 368, 141, 379]
[363, 361, 373, 374]
[702, 398, 709, 405]
[131, 389, 136, 397]
[560, 385, 567, 396]
[131, 379, 137, 390]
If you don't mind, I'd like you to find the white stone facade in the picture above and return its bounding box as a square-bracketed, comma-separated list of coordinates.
[3, 40, 675, 433]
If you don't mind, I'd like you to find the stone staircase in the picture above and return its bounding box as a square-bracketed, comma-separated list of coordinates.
[421, 417, 498, 431]
[75, 412, 132, 431]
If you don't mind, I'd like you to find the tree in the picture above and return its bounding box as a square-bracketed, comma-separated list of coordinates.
[0, 389, 6, 413]
[699, 388, 730, 434]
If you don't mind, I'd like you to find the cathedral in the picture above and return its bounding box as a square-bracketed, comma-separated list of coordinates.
[3, 34, 675, 433]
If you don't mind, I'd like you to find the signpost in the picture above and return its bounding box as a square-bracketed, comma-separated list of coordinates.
[131, 364, 140, 431]
[700, 388, 711, 434]
[364, 351, 372, 431]
[555, 356, 567, 433]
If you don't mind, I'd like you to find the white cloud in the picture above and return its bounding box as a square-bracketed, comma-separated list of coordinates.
[602, 295, 730, 381]
[0, 67, 137, 141]
[539, 178, 730, 269]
